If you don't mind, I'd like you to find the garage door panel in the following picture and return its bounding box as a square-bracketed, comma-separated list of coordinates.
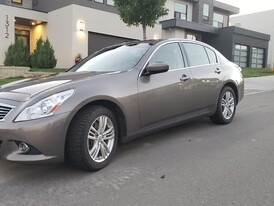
[88, 32, 134, 55]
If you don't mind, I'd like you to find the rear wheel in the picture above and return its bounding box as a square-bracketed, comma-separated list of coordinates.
[66, 106, 118, 171]
[210, 86, 236, 124]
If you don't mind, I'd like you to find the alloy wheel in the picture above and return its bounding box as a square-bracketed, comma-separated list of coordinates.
[221, 91, 235, 120]
[87, 115, 115, 163]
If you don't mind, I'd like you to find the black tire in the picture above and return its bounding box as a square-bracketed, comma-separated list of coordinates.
[210, 86, 236, 125]
[66, 105, 118, 171]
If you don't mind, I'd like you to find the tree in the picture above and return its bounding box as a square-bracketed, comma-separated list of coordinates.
[31, 37, 57, 68]
[4, 38, 30, 67]
[114, 0, 168, 40]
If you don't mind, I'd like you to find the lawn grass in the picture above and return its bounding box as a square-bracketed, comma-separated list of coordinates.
[30, 68, 68, 73]
[0, 76, 25, 86]
[242, 68, 274, 78]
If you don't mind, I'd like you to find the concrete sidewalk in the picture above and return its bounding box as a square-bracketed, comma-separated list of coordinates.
[244, 76, 274, 95]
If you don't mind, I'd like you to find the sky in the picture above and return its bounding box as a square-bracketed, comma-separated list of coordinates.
[217, 0, 274, 15]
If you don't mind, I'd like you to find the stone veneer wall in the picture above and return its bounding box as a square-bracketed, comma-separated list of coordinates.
[0, 66, 30, 79]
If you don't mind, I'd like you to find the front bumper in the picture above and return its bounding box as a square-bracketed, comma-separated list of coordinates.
[0, 112, 71, 163]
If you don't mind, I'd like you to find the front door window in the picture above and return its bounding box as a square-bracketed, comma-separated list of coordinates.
[15, 29, 30, 52]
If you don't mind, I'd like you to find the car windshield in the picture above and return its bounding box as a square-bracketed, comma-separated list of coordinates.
[70, 43, 151, 72]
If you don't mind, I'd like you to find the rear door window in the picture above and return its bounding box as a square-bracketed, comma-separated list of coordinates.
[183, 43, 209, 67]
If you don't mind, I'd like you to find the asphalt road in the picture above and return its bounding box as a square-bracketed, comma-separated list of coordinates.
[1, 77, 274, 206]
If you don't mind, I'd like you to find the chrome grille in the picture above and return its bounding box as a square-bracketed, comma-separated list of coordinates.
[0, 103, 14, 121]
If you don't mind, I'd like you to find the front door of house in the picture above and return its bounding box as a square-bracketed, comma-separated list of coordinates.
[15, 29, 30, 52]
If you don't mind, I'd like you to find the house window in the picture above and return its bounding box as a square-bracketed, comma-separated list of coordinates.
[12, 0, 22, 4]
[15, 29, 30, 52]
[251, 47, 264, 68]
[95, 0, 104, 3]
[213, 13, 224, 28]
[186, 34, 196, 40]
[203, 4, 209, 21]
[107, 0, 114, 6]
[174, 2, 188, 20]
[233, 44, 248, 67]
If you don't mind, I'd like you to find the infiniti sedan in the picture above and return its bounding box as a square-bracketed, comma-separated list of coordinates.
[0, 39, 244, 171]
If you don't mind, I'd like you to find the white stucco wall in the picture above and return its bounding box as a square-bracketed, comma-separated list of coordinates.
[231, 10, 274, 68]
[46, 4, 162, 68]
[0, 4, 47, 66]
[1, 3, 163, 68]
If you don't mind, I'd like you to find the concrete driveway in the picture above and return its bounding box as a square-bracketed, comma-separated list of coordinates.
[245, 76, 274, 95]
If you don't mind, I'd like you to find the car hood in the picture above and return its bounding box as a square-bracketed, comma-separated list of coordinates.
[0, 71, 108, 102]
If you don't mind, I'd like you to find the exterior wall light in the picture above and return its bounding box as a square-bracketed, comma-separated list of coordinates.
[153, 34, 160, 40]
[78, 20, 85, 32]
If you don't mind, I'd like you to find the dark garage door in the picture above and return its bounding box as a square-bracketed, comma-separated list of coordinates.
[88, 32, 134, 55]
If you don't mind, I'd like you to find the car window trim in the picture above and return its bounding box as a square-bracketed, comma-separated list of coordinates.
[204, 46, 219, 64]
[181, 42, 220, 68]
[139, 41, 186, 77]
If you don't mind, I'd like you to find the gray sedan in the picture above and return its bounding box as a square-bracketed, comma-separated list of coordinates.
[0, 39, 244, 171]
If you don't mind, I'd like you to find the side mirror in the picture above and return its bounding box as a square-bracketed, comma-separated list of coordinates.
[143, 63, 169, 76]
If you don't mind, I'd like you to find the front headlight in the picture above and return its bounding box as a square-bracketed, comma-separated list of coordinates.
[15, 89, 74, 122]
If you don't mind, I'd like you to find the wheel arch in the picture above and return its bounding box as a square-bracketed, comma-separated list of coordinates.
[222, 81, 239, 105]
[66, 99, 127, 146]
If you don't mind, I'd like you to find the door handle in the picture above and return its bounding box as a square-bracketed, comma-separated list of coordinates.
[180, 74, 190, 82]
[215, 68, 223, 74]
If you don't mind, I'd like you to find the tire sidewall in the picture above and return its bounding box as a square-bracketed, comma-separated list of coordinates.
[217, 87, 236, 124]
[81, 107, 118, 170]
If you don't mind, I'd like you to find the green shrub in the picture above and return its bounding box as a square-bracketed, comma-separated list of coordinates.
[4, 39, 30, 67]
[4, 44, 13, 66]
[31, 37, 57, 68]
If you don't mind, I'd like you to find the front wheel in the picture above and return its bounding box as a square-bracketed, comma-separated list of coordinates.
[210, 87, 236, 124]
[66, 106, 118, 171]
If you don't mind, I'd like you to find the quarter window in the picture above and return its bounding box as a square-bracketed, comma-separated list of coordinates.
[149, 43, 185, 70]
[233, 44, 248, 67]
[183, 43, 209, 66]
[251, 47, 264, 68]
[174, 2, 188, 20]
[205, 47, 218, 64]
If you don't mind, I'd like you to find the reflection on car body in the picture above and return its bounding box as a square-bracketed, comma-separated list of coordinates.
[0, 39, 244, 171]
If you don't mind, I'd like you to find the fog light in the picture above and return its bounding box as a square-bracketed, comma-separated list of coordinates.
[18, 142, 30, 153]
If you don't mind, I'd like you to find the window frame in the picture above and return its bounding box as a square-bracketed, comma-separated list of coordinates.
[140, 41, 187, 76]
[95, 0, 104, 4]
[203, 4, 209, 22]
[204, 47, 218, 64]
[251, 47, 265, 68]
[148, 43, 186, 71]
[106, 0, 114, 6]
[213, 13, 224, 28]
[12, 0, 22, 4]
[182, 42, 218, 67]
[233, 44, 249, 67]
[174, 2, 188, 21]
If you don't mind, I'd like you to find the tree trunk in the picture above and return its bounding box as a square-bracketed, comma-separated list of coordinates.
[142, 24, 147, 40]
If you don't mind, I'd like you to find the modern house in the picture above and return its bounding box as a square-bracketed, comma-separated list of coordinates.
[0, 0, 270, 68]
[231, 10, 274, 68]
